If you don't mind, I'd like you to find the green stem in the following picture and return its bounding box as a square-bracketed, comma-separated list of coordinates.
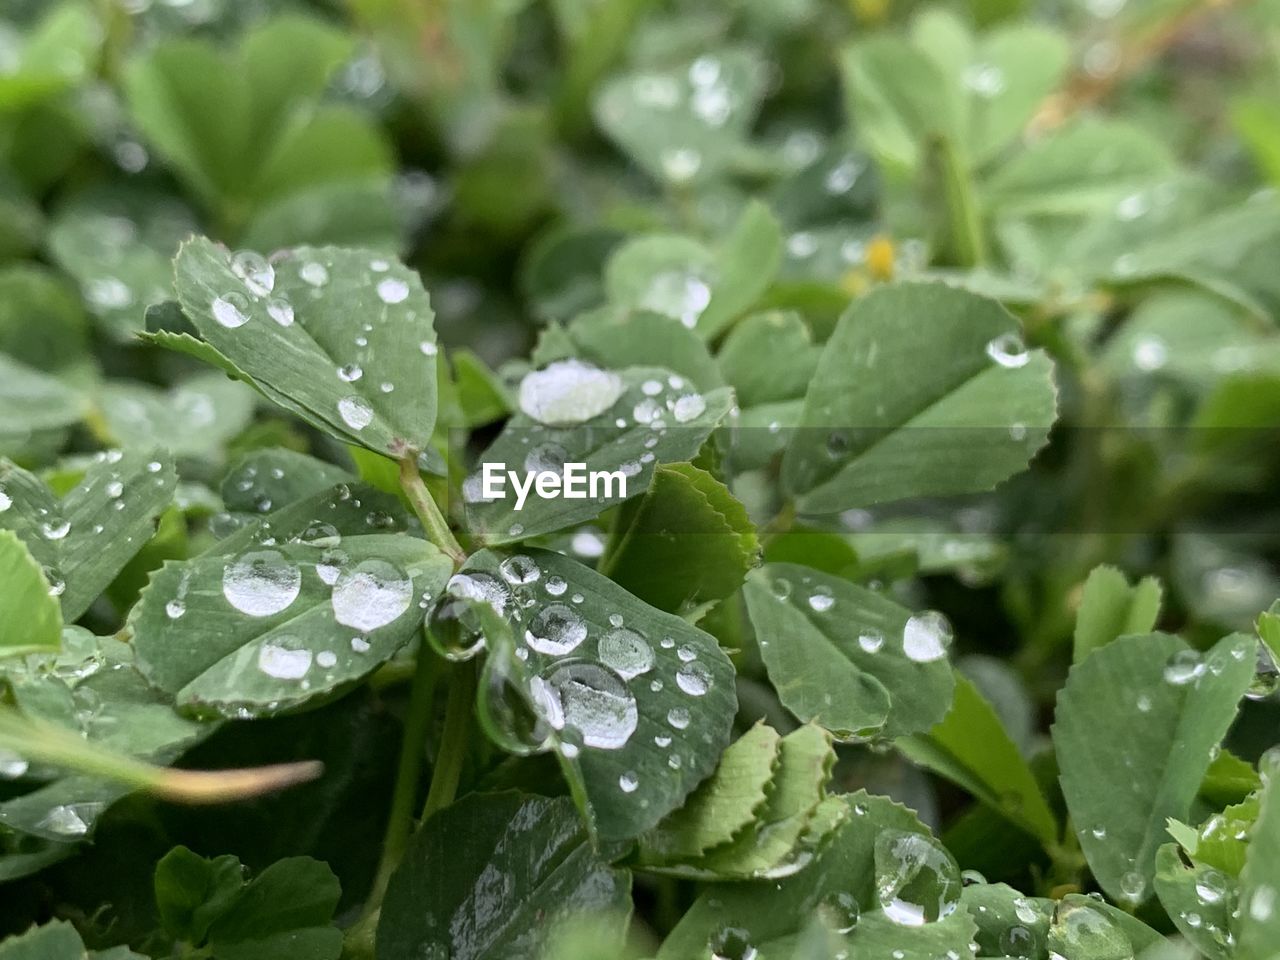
[363, 645, 441, 915]
[422, 662, 477, 822]
[399, 457, 466, 566]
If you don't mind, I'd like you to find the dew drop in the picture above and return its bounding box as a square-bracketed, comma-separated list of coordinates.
[377, 277, 410, 303]
[902, 611, 953, 663]
[499, 554, 541, 585]
[258, 641, 312, 680]
[544, 660, 638, 749]
[222, 550, 300, 617]
[338, 396, 373, 431]
[858, 630, 885, 653]
[525, 603, 588, 656]
[619, 771, 639, 793]
[331, 559, 413, 632]
[518, 360, 623, 426]
[300, 261, 329, 287]
[599, 627, 654, 679]
[212, 292, 250, 329]
[266, 297, 294, 326]
[985, 332, 1030, 369]
[676, 660, 713, 696]
[874, 830, 962, 926]
[231, 250, 274, 296]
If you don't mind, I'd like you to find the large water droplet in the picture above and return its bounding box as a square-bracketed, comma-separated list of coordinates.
[377, 277, 409, 303]
[499, 554, 541, 585]
[902, 611, 953, 663]
[599, 627, 654, 679]
[544, 660, 638, 749]
[222, 550, 301, 617]
[518, 360, 624, 426]
[332, 559, 412, 632]
[338, 396, 373, 431]
[258, 640, 312, 680]
[212, 292, 250, 329]
[676, 660, 713, 696]
[266, 297, 294, 326]
[231, 250, 274, 296]
[525, 603, 588, 655]
[874, 830, 962, 926]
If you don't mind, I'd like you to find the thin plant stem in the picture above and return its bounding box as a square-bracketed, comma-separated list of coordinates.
[398, 456, 466, 566]
[422, 661, 476, 822]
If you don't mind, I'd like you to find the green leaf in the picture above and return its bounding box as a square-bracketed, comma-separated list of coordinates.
[130, 533, 452, 718]
[377, 793, 631, 960]
[594, 48, 767, 187]
[658, 791, 967, 957]
[696, 200, 783, 338]
[97, 373, 256, 462]
[717, 311, 819, 409]
[0, 530, 61, 658]
[566, 310, 724, 392]
[0, 265, 90, 376]
[154, 845, 245, 946]
[897, 672, 1057, 845]
[1072, 565, 1163, 664]
[601, 462, 758, 615]
[1047, 897, 1154, 960]
[1153, 843, 1235, 960]
[1054, 632, 1256, 904]
[0, 921, 89, 959]
[744, 563, 955, 740]
[464, 547, 737, 841]
[782, 282, 1057, 513]
[0, 353, 86, 443]
[206, 857, 343, 960]
[464, 365, 732, 544]
[0, 5, 100, 111]
[220, 450, 353, 515]
[173, 238, 439, 457]
[1236, 778, 1280, 960]
[637, 721, 781, 864]
[0, 450, 178, 621]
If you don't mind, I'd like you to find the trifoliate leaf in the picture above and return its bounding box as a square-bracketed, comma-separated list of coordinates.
[1072, 565, 1163, 664]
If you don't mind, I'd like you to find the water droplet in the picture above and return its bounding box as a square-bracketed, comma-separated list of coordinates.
[300, 261, 329, 287]
[0, 748, 28, 779]
[212, 292, 250, 328]
[671, 393, 706, 423]
[667, 706, 691, 729]
[0, 490, 10, 512]
[332, 559, 412, 632]
[661, 147, 702, 182]
[874, 830, 962, 926]
[420, 340, 438, 356]
[1248, 643, 1280, 700]
[499, 555, 541, 585]
[858, 631, 885, 653]
[677, 661, 713, 696]
[42, 519, 71, 540]
[258, 640, 312, 680]
[518, 360, 623, 426]
[1119, 870, 1146, 903]
[986, 333, 1030, 369]
[619, 771, 639, 793]
[902, 611, 953, 663]
[1164, 649, 1204, 685]
[338, 363, 363, 382]
[165, 599, 186, 619]
[338, 396, 373, 431]
[38, 804, 91, 837]
[377, 277, 410, 303]
[1001, 925, 1034, 957]
[808, 588, 834, 612]
[709, 927, 758, 960]
[641, 270, 712, 329]
[222, 550, 300, 617]
[1250, 885, 1275, 922]
[819, 891, 860, 934]
[525, 603, 588, 655]
[545, 576, 567, 597]
[544, 660, 637, 749]
[231, 250, 275, 296]
[1132, 336, 1168, 372]
[598, 628, 654, 680]
[267, 297, 294, 326]
[1195, 868, 1227, 905]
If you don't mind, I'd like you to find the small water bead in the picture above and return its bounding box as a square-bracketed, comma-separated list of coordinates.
[709, 928, 757, 960]
[518, 360, 624, 426]
[258, 641, 312, 680]
[338, 396, 373, 431]
[609, 613, 625, 628]
[676, 643, 697, 663]
[338, 363, 363, 382]
[670, 393, 706, 422]
[808, 588, 834, 612]
[858, 631, 885, 653]
[525, 603, 588, 655]
[633, 397, 662, 424]
[499, 554, 541, 585]
[571, 529, 606, 558]
[1251, 885, 1276, 921]
[1164, 649, 1205, 685]
[874, 830, 962, 926]
[351, 637, 371, 653]
[105, 480, 124, 499]
[38, 804, 91, 838]
[420, 340, 438, 356]
[266, 297, 294, 326]
[1119, 871, 1146, 903]
[315, 548, 348, 586]
[1001, 925, 1034, 958]
[1195, 869, 1228, 904]
[0, 748, 28, 779]
[661, 147, 702, 183]
[222, 550, 301, 617]
[332, 559, 413, 632]
[544, 661, 638, 749]
[524, 442, 567, 475]
[1132, 335, 1168, 372]
[619, 771, 640, 793]
[818, 891, 861, 934]
[42, 519, 71, 540]
[231, 250, 275, 296]
[316, 651, 338, 669]
[377, 277, 410, 304]
[212, 292, 250, 328]
[667, 706, 691, 729]
[668, 753, 683, 770]
[902, 611, 953, 663]
[0, 490, 9, 511]
[642, 270, 712, 329]
[677, 661, 713, 696]
[544, 576, 567, 597]
[599, 628, 654, 679]
[771, 577, 793, 601]
[300, 261, 329, 287]
[1053, 903, 1127, 953]
[986, 333, 1031, 369]
[165, 599, 186, 619]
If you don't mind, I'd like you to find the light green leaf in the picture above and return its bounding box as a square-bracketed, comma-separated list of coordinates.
[97, 374, 256, 461]
[744, 563, 955, 741]
[0, 921, 89, 959]
[782, 282, 1057, 514]
[696, 200, 783, 338]
[1153, 843, 1236, 960]
[601, 463, 758, 615]
[465, 547, 737, 841]
[0, 4, 100, 111]
[130, 534, 451, 718]
[898, 673, 1057, 845]
[1237, 776, 1280, 960]
[566, 310, 724, 392]
[0, 450, 177, 621]
[1072, 565, 1163, 664]
[638, 721, 781, 865]
[241, 178, 404, 253]
[173, 238, 439, 457]
[0, 530, 61, 658]
[594, 48, 767, 187]
[0, 265, 90, 376]
[205, 857, 343, 960]
[219, 450, 353, 515]
[465, 365, 732, 544]
[0, 353, 86, 444]
[1054, 632, 1256, 904]
[377, 793, 631, 960]
[717, 310, 819, 409]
